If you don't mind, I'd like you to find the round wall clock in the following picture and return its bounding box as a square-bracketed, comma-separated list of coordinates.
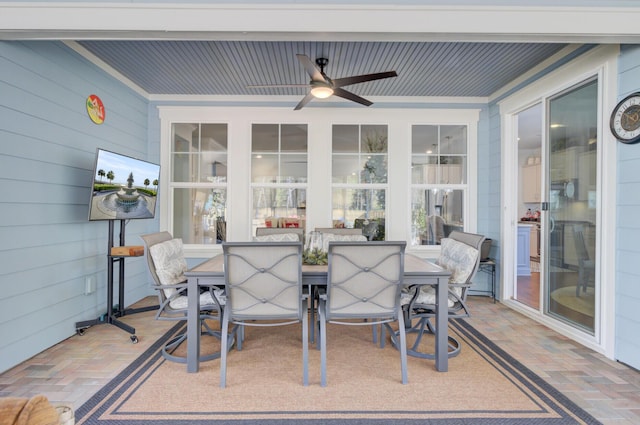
[610, 92, 640, 144]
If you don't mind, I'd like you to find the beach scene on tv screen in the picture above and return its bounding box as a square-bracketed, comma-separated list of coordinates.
[89, 150, 159, 220]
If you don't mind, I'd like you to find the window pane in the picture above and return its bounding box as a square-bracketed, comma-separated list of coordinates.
[252, 124, 307, 182]
[172, 153, 194, 182]
[332, 125, 359, 152]
[201, 124, 228, 151]
[332, 155, 360, 183]
[411, 155, 438, 184]
[360, 154, 387, 183]
[252, 124, 279, 152]
[332, 188, 386, 240]
[412, 125, 438, 154]
[252, 187, 307, 233]
[410, 189, 464, 246]
[252, 154, 278, 183]
[281, 124, 308, 152]
[439, 156, 466, 184]
[173, 188, 227, 245]
[200, 124, 228, 183]
[201, 154, 227, 183]
[361, 125, 388, 153]
[440, 125, 467, 154]
[281, 154, 307, 182]
[170, 122, 228, 247]
[173, 123, 197, 153]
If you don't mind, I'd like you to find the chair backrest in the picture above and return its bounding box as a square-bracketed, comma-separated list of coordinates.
[223, 242, 303, 322]
[326, 241, 406, 321]
[438, 230, 485, 285]
[140, 231, 174, 288]
[255, 227, 304, 242]
[140, 231, 193, 305]
[320, 233, 368, 252]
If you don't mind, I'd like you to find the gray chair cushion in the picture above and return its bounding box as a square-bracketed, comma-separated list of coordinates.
[436, 237, 479, 284]
[149, 238, 225, 309]
[149, 238, 187, 298]
[401, 238, 479, 308]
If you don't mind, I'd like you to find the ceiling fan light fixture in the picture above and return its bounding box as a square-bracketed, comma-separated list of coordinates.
[310, 86, 334, 99]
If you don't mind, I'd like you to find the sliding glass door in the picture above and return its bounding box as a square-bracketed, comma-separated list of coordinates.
[545, 78, 597, 333]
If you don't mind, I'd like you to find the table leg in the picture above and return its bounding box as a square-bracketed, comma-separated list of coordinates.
[186, 276, 200, 373]
[435, 276, 448, 372]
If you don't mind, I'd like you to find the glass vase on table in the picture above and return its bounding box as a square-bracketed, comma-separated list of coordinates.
[303, 231, 327, 265]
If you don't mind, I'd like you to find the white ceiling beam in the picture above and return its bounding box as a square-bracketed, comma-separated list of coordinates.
[1, 4, 640, 43]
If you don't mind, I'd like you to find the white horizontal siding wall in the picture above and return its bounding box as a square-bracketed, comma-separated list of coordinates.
[615, 44, 640, 371]
[0, 41, 151, 373]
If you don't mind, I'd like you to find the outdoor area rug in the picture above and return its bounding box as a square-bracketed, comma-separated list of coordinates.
[75, 319, 600, 425]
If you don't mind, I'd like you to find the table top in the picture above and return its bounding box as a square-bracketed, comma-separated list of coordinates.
[186, 253, 450, 277]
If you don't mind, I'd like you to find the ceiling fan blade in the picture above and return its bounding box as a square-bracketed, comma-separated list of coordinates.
[294, 93, 315, 111]
[332, 71, 398, 88]
[332, 88, 373, 107]
[296, 54, 325, 82]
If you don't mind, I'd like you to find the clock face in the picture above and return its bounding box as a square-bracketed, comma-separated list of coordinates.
[610, 93, 640, 144]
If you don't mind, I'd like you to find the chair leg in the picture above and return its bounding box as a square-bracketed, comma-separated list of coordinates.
[301, 298, 309, 386]
[392, 316, 462, 359]
[576, 266, 585, 297]
[309, 286, 316, 344]
[161, 318, 227, 364]
[319, 303, 327, 387]
[396, 314, 408, 384]
[219, 311, 231, 388]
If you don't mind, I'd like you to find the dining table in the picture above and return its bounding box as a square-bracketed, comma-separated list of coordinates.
[184, 252, 451, 373]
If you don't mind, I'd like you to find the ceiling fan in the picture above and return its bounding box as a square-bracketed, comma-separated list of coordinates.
[247, 54, 398, 110]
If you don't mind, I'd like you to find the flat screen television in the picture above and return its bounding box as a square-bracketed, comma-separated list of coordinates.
[88, 148, 160, 221]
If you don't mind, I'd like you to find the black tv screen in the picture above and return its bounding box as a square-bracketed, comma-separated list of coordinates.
[88, 148, 160, 221]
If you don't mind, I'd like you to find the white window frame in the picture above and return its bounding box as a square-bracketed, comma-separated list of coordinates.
[250, 122, 309, 235]
[410, 123, 470, 248]
[331, 123, 389, 237]
[158, 106, 479, 259]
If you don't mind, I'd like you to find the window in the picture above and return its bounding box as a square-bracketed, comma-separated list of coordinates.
[170, 123, 228, 244]
[411, 125, 467, 246]
[332, 124, 387, 240]
[251, 124, 308, 235]
[159, 107, 478, 255]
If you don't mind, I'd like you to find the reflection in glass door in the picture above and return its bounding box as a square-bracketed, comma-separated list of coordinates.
[516, 104, 542, 310]
[546, 78, 597, 333]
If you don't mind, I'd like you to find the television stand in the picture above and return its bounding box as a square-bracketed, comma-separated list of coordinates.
[75, 219, 158, 343]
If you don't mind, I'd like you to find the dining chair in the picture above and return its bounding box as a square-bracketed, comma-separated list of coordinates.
[308, 227, 367, 344]
[255, 227, 304, 242]
[318, 241, 408, 386]
[400, 230, 484, 359]
[572, 224, 595, 297]
[220, 241, 308, 388]
[140, 232, 227, 363]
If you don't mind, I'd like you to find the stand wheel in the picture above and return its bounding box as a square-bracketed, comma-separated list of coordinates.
[76, 328, 86, 336]
[130, 335, 138, 344]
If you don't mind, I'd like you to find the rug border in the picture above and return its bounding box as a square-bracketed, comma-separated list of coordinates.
[452, 319, 601, 425]
[75, 320, 602, 425]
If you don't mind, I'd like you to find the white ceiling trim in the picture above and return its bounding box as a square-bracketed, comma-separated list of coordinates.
[2, 4, 640, 43]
